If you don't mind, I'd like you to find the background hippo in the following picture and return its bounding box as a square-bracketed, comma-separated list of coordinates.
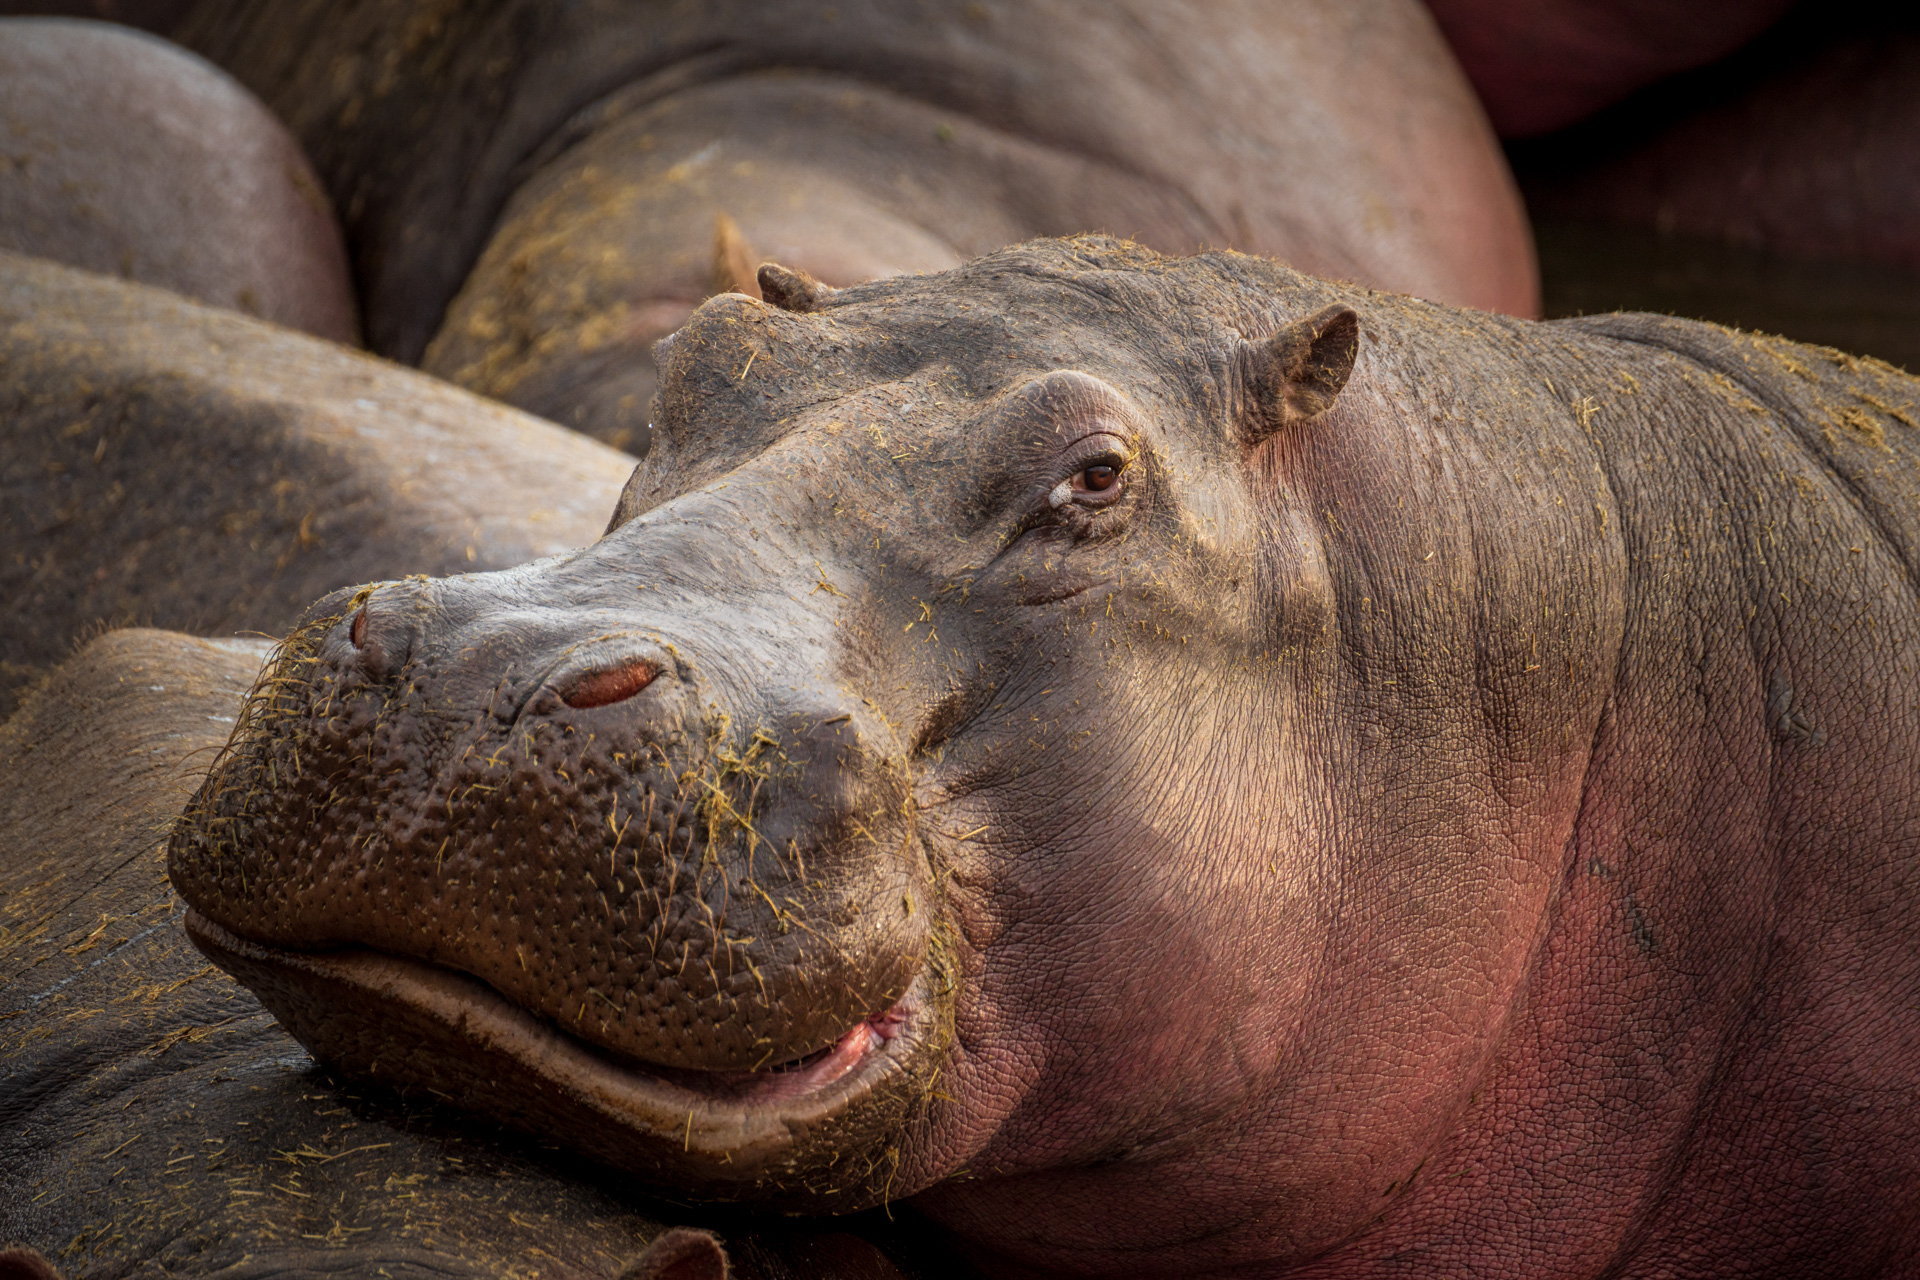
[0, 18, 356, 342]
[155, 0, 1536, 451]
[1514, 3, 1920, 371]
[170, 238, 1920, 1277]
[1421, 0, 1798, 136]
[0, 251, 633, 719]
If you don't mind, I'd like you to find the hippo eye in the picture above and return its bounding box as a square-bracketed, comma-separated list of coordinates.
[1051, 454, 1128, 509]
[1077, 464, 1119, 493]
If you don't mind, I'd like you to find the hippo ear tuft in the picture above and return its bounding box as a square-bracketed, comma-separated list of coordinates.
[1245, 304, 1360, 444]
[758, 262, 836, 313]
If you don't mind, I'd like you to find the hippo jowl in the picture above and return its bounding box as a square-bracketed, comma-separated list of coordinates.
[170, 239, 1920, 1279]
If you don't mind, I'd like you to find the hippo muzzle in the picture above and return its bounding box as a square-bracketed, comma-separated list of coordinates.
[168, 538, 949, 1201]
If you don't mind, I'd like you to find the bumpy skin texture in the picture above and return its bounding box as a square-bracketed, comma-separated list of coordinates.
[170, 0, 1536, 450]
[0, 19, 357, 342]
[1423, 0, 1796, 137]
[0, 251, 631, 718]
[171, 238, 1920, 1277]
[0, 631, 929, 1280]
[1524, 30, 1920, 274]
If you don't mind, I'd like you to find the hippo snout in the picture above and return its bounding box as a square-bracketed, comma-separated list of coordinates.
[168, 569, 938, 1093]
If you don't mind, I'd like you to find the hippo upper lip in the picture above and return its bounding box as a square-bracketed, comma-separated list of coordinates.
[181, 910, 940, 1187]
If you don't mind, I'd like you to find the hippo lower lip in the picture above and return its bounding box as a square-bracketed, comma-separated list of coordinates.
[181, 910, 939, 1189]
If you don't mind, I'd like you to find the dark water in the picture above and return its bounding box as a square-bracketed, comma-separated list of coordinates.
[1531, 220, 1920, 373]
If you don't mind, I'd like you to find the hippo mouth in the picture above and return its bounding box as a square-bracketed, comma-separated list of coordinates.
[183, 911, 945, 1200]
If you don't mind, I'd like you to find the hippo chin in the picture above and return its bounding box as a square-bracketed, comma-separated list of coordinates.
[170, 237, 1920, 1278]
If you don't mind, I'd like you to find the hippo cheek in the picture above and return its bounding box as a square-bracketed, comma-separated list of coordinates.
[166, 607, 954, 1203]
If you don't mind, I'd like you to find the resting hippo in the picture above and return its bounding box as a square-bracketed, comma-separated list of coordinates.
[0, 18, 355, 342]
[0, 630, 929, 1279]
[168, 237, 1920, 1277]
[0, 250, 631, 718]
[165, 0, 1536, 451]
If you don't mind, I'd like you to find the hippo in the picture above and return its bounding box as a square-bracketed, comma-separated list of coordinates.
[1522, 15, 1920, 279]
[158, 0, 1536, 451]
[0, 249, 633, 718]
[0, 18, 356, 343]
[0, 629, 933, 1279]
[166, 237, 1920, 1277]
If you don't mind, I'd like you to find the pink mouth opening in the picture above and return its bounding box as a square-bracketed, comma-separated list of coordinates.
[643, 1003, 913, 1104]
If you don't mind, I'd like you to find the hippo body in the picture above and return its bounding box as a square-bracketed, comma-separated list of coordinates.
[1524, 22, 1920, 278]
[166, 238, 1920, 1277]
[166, 0, 1536, 450]
[0, 250, 633, 718]
[0, 19, 356, 343]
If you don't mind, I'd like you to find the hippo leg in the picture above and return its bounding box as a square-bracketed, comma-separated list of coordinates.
[0, 17, 356, 340]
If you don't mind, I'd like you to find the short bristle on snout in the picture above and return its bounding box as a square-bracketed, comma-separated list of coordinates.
[559, 661, 659, 709]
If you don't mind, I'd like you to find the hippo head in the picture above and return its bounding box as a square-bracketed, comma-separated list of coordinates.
[170, 238, 1614, 1267]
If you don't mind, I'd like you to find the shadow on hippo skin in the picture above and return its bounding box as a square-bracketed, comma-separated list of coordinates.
[0, 0, 193, 35]
[1423, 0, 1797, 138]
[0, 17, 357, 342]
[1511, 4, 1920, 373]
[621, 1226, 928, 1280]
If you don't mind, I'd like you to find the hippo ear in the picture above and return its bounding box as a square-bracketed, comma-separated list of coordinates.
[1243, 304, 1360, 444]
[758, 262, 837, 313]
[712, 212, 762, 298]
[620, 1228, 730, 1280]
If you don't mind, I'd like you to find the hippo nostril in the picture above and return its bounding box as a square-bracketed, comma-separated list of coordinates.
[560, 660, 659, 709]
[350, 607, 368, 648]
